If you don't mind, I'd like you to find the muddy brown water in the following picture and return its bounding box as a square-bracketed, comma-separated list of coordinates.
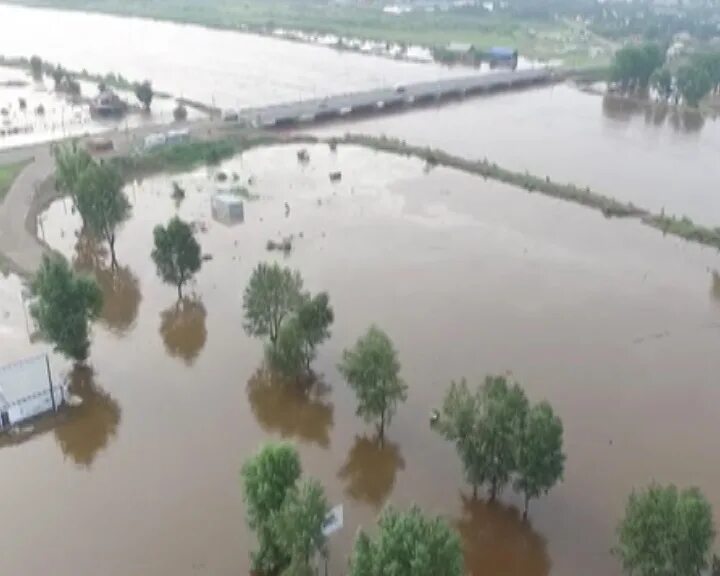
[312, 83, 720, 227]
[2, 143, 720, 575]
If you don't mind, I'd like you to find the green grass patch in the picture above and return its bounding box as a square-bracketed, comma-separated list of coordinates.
[0, 160, 30, 202]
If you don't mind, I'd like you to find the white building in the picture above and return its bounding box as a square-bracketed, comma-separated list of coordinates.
[0, 355, 66, 431]
[211, 193, 244, 225]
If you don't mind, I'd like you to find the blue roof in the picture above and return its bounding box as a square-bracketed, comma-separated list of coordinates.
[487, 47, 517, 59]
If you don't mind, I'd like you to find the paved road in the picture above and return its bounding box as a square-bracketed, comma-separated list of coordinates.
[0, 119, 219, 276]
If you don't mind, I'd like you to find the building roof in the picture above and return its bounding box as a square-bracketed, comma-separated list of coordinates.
[446, 42, 475, 53]
[0, 354, 50, 409]
[212, 193, 244, 206]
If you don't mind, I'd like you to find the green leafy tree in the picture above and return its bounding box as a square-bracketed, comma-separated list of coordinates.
[151, 217, 202, 299]
[51, 66, 65, 90]
[30, 254, 103, 362]
[436, 375, 528, 499]
[349, 506, 464, 576]
[616, 484, 715, 576]
[241, 443, 302, 574]
[53, 142, 94, 215]
[611, 43, 664, 91]
[134, 80, 153, 110]
[30, 55, 43, 80]
[339, 325, 407, 442]
[243, 262, 304, 348]
[270, 292, 335, 376]
[513, 401, 565, 518]
[677, 63, 713, 108]
[271, 479, 329, 573]
[75, 161, 130, 268]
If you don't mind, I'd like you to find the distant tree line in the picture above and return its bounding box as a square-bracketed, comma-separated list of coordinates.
[611, 42, 720, 107]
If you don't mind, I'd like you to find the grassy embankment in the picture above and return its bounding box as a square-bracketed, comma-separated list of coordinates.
[111, 132, 720, 253]
[0, 160, 29, 202]
[1, 0, 611, 68]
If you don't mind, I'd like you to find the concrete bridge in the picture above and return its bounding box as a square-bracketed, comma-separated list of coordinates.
[239, 68, 552, 127]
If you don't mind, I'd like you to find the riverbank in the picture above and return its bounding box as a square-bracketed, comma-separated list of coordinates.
[0, 0, 611, 69]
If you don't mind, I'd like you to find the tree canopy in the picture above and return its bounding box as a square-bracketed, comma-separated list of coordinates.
[151, 217, 202, 299]
[241, 442, 329, 576]
[437, 376, 528, 500]
[611, 43, 664, 91]
[30, 55, 43, 80]
[436, 375, 564, 509]
[30, 254, 103, 362]
[75, 161, 130, 268]
[271, 479, 329, 571]
[134, 80, 153, 110]
[616, 484, 715, 576]
[513, 401, 565, 518]
[338, 325, 407, 441]
[243, 262, 304, 348]
[349, 506, 464, 576]
[53, 142, 93, 213]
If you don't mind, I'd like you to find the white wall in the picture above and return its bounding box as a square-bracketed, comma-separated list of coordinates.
[7, 386, 65, 426]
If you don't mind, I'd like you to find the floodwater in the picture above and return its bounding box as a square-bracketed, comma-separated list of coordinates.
[313, 83, 720, 226]
[0, 65, 203, 149]
[2, 143, 720, 575]
[0, 3, 472, 110]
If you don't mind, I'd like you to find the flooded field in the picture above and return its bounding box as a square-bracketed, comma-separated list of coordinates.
[0, 3, 472, 110]
[0, 65, 202, 149]
[2, 143, 720, 575]
[313, 83, 720, 226]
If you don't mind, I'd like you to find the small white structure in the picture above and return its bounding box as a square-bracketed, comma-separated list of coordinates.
[165, 128, 190, 145]
[0, 355, 66, 431]
[211, 193, 244, 225]
[143, 132, 167, 150]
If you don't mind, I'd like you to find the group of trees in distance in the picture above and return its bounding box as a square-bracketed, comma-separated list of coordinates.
[611, 42, 720, 107]
[435, 375, 565, 518]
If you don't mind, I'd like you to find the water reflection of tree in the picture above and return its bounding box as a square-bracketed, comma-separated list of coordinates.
[247, 367, 334, 448]
[711, 271, 720, 303]
[54, 365, 121, 468]
[73, 233, 141, 336]
[455, 494, 551, 576]
[159, 297, 207, 365]
[602, 94, 705, 133]
[337, 435, 405, 508]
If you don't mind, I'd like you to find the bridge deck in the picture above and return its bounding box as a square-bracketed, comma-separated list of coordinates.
[238, 68, 551, 126]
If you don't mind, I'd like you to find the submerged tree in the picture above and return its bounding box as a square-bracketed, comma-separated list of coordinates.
[151, 217, 202, 299]
[339, 325, 407, 442]
[134, 80, 153, 110]
[53, 142, 94, 214]
[436, 375, 528, 500]
[29, 55, 43, 80]
[243, 262, 304, 349]
[30, 254, 103, 362]
[269, 292, 334, 377]
[514, 401, 565, 518]
[76, 161, 130, 268]
[349, 506, 464, 576]
[241, 442, 330, 576]
[271, 479, 329, 574]
[616, 484, 715, 576]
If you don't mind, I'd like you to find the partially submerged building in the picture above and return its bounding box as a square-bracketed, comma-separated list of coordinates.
[90, 88, 128, 118]
[211, 193, 244, 225]
[0, 355, 66, 431]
